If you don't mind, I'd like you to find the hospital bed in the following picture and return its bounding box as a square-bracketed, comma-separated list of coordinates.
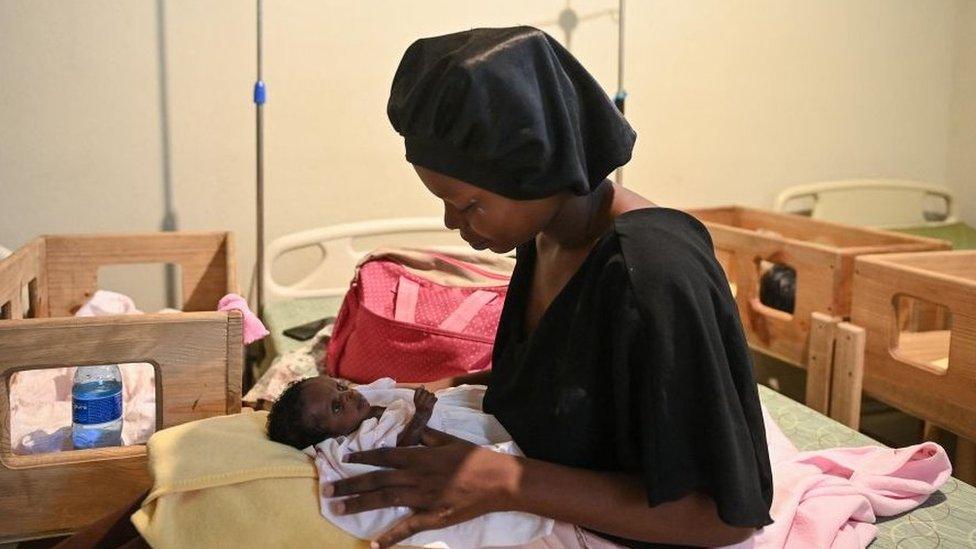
[46, 379, 976, 546]
[0, 232, 244, 542]
[5, 224, 972, 545]
[774, 179, 976, 249]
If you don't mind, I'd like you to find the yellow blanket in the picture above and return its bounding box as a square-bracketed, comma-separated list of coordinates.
[131, 410, 369, 548]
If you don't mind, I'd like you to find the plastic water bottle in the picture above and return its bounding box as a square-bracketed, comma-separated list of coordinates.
[72, 364, 123, 449]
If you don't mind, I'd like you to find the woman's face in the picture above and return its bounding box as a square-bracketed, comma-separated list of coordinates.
[414, 165, 565, 254]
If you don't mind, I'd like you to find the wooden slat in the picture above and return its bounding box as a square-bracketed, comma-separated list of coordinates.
[828, 322, 866, 429]
[225, 310, 244, 411]
[43, 232, 235, 317]
[0, 238, 48, 319]
[872, 250, 976, 281]
[735, 206, 948, 249]
[956, 438, 976, 486]
[805, 312, 839, 414]
[0, 312, 243, 541]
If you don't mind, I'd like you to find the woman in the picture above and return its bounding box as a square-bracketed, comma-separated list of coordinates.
[328, 27, 773, 548]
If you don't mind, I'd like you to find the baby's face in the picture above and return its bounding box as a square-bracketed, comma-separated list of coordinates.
[301, 377, 371, 436]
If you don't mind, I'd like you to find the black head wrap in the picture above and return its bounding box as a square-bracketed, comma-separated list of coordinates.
[387, 26, 636, 200]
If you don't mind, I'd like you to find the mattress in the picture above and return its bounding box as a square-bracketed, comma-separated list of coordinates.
[894, 221, 976, 250]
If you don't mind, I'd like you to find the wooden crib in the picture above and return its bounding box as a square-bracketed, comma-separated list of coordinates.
[685, 206, 949, 414]
[830, 250, 976, 484]
[0, 232, 244, 542]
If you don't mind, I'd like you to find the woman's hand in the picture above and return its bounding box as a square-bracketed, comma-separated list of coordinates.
[325, 428, 520, 548]
[394, 369, 491, 391]
[394, 377, 453, 391]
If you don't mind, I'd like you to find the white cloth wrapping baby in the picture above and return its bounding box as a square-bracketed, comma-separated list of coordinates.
[305, 378, 555, 548]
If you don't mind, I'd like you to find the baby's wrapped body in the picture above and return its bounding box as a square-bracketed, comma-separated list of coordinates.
[305, 378, 554, 548]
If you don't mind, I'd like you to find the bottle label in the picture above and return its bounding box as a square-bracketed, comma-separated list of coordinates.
[73, 389, 123, 425]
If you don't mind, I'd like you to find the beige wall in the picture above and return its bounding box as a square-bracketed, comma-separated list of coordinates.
[948, 0, 976, 226]
[1, 0, 973, 309]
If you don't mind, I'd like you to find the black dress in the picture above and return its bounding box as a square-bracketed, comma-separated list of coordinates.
[482, 208, 774, 548]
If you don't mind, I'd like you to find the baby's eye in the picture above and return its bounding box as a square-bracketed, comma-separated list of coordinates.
[332, 400, 341, 414]
[337, 382, 348, 391]
[461, 200, 477, 213]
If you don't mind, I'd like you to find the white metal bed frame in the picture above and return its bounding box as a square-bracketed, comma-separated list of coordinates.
[263, 217, 471, 302]
[773, 179, 957, 229]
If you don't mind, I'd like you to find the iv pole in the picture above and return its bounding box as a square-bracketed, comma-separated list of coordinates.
[614, 0, 627, 185]
[254, 0, 267, 316]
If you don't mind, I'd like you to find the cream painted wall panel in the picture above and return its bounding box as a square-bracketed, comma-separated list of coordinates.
[0, 1, 171, 307]
[948, 0, 976, 226]
[259, 1, 618, 232]
[622, 0, 956, 209]
[1, 0, 973, 309]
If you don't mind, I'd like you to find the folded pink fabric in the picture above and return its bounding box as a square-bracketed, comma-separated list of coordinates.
[217, 293, 270, 344]
[747, 408, 952, 549]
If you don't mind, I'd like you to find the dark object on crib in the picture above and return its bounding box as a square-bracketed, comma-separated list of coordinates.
[283, 316, 335, 341]
[759, 264, 797, 314]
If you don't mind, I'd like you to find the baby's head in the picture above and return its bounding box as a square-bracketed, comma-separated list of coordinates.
[759, 263, 796, 314]
[266, 376, 372, 449]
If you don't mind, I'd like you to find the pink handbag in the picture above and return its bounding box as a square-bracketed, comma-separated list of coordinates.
[326, 248, 514, 383]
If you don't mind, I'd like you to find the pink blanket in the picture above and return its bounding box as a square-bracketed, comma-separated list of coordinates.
[217, 293, 269, 344]
[741, 408, 952, 548]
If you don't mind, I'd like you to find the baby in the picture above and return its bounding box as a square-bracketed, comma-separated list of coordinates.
[266, 376, 437, 450]
[264, 376, 557, 548]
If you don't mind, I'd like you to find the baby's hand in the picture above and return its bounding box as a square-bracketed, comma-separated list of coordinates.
[396, 387, 437, 447]
[413, 386, 437, 418]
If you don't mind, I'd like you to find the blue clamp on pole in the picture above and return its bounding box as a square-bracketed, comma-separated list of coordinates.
[613, 90, 627, 114]
[254, 80, 267, 105]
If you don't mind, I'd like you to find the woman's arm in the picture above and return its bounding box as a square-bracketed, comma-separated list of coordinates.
[515, 452, 754, 547]
[394, 369, 490, 391]
[328, 429, 753, 548]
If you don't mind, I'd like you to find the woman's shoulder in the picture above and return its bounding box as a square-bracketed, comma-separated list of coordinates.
[613, 206, 712, 246]
[609, 207, 718, 279]
[594, 206, 735, 324]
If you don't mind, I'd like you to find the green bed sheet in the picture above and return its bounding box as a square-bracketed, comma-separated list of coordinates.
[760, 386, 976, 547]
[894, 222, 976, 250]
[257, 296, 344, 379]
[261, 298, 976, 547]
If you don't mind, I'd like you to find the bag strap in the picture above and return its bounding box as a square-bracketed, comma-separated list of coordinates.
[438, 290, 497, 332]
[427, 252, 512, 281]
[395, 276, 497, 332]
[394, 276, 420, 323]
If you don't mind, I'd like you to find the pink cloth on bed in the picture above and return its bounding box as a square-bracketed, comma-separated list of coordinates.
[743, 408, 952, 549]
[217, 293, 269, 344]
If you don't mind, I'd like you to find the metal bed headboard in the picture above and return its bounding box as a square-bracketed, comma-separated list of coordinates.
[774, 179, 957, 229]
[263, 217, 472, 302]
